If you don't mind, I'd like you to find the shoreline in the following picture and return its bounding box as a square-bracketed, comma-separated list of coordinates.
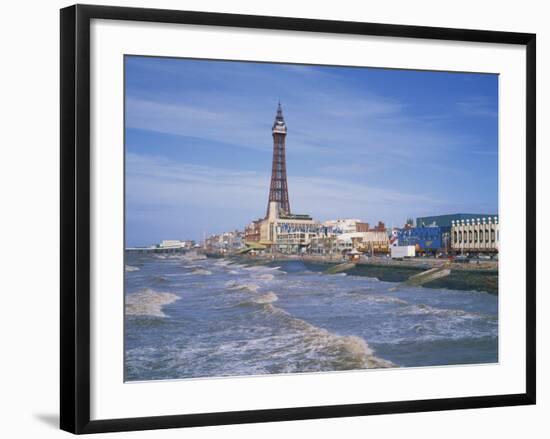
[221, 252, 498, 295]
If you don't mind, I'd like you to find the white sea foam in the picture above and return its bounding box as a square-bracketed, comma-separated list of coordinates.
[398, 303, 480, 319]
[238, 291, 280, 307]
[191, 268, 212, 276]
[254, 273, 275, 281]
[260, 303, 395, 369]
[125, 265, 140, 272]
[225, 281, 260, 293]
[245, 265, 281, 272]
[125, 288, 180, 317]
[365, 295, 408, 305]
[254, 292, 279, 304]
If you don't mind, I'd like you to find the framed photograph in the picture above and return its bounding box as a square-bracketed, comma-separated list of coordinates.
[60, 4, 536, 434]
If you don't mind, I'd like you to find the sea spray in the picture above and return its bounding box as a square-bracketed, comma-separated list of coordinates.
[125, 288, 180, 317]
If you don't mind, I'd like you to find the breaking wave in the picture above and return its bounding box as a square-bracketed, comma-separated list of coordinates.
[225, 281, 260, 293]
[183, 267, 212, 276]
[125, 288, 180, 317]
[238, 291, 279, 307]
[254, 273, 275, 281]
[258, 303, 395, 370]
[364, 295, 408, 305]
[397, 303, 483, 319]
[125, 265, 140, 272]
[245, 265, 281, 272]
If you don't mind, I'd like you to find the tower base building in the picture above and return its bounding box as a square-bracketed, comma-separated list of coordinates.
[260, 201, 318, 254]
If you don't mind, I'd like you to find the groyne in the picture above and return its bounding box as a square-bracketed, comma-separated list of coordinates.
[226, 253, 498, 295]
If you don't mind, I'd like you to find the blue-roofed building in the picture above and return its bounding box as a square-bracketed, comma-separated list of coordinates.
[397, 226, 451, 254]
[416, 213, 497, 228]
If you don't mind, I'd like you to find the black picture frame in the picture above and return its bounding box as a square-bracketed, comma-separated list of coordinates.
[60, 4, 536, 434]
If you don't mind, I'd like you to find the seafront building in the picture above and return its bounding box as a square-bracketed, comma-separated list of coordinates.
[394, 214, 499, 255]
[205, 230, 245, 253]
[450, 216, 499, 254]
[262, 201, 319, 254]
[244, 220, 262, 243]
[322, 218, 362, 234]
[416, 213, 496, 228]
[397, 226, 451, 255]
[158, 239, 195, 249]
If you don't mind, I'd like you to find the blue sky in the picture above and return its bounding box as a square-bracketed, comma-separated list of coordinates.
[125, 56, 498, 247]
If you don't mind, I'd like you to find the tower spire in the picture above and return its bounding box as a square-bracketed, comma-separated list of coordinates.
[274, 101, 285, 127]
[267, 102, 291, 216]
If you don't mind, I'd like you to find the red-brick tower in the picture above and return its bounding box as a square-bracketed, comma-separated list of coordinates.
[267, 102, 291, 216]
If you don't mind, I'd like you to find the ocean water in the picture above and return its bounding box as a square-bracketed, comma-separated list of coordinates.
[124, 254, 498, 381]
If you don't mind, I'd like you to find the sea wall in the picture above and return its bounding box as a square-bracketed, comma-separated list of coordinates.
[309, 261, 498, 295]
[229, 254, 498, 295]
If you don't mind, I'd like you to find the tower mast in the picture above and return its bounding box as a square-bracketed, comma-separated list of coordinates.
[267, 102, 291, 216]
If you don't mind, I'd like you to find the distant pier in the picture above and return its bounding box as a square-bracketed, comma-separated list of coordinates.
[125, 247, 195, 254]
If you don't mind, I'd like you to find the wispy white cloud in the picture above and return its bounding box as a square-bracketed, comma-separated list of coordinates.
[126, 89, 471, 166]
[126, 98, 270, 152]
[457, 96, 498, 118]
[126, 153, 442, 228]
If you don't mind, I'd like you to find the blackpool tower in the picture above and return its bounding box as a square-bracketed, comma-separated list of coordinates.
[267, 103, 291, 216]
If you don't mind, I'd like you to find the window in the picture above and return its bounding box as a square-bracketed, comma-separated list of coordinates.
[491, 229, 495, 242]
[459, 231, 462, 243]
[474, 230, 478, 241]
[469, 231, 473, 243]
[454, 231, 458, 243]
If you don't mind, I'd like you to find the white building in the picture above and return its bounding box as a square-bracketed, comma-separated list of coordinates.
[322, 218, 362, 234]
[159, 240, 185, 249]
[340, 231, 389, 253]
[451, 217, 499, 253]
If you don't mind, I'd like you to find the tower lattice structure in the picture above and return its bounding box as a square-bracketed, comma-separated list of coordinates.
[267, 103, 291, 216]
